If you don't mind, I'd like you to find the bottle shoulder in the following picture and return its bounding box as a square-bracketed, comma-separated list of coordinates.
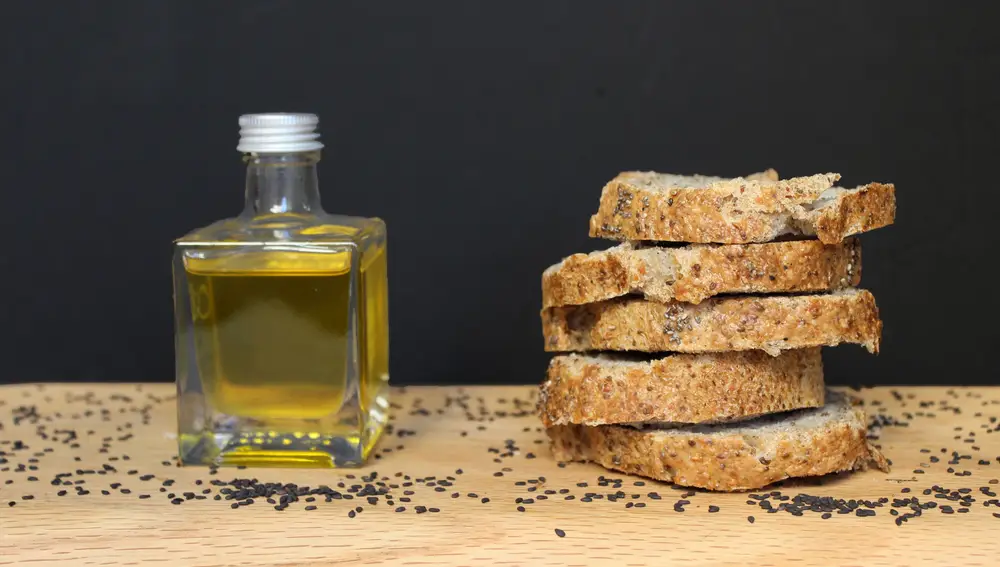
[177, 212, 386, 247]
[174, 213, 386, 276]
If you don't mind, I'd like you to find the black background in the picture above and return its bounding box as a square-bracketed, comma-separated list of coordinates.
[1, 1, 997, 386]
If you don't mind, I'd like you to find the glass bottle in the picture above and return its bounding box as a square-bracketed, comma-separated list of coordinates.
[173, 113, 389, 468]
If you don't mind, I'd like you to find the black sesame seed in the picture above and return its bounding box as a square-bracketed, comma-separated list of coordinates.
[482, 497, 490, 503]
[747, 516, 755, 523]
[708, 505, 720, 513]
[554, 528, 566, 538]
[517, 506, 525, 512]
[305, 505, 317, 511]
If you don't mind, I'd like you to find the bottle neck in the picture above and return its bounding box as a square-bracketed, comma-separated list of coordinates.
[241, 151, 323, 217]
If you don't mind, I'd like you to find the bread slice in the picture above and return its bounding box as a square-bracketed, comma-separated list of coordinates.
[541, 289, 881, 355]
[547, 390, 889, 491]
[539, 349, 825, 427]
[588, 170, 895, 244]
[541, 238, 860, 307]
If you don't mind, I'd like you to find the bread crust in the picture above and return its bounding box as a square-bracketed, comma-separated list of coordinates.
[541, 289, 881, 355]
[547, 392, 889, 491]
[588, 171, 895, 244]
[539, 349, 825, 427]
[813, 183, 896, 244]
[542, 238, 861, 307]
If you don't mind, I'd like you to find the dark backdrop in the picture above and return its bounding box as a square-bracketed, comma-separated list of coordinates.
[1, 1, 997, 386]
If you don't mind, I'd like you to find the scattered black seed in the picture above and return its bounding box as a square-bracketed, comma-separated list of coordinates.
[554, 528, 566, 538]
[305, 505, 317, 511]
[517, 506, 525, 512]
[747, 516, 755, 524]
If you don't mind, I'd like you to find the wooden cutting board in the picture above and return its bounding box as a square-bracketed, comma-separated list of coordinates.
[1, 383, 998, 566]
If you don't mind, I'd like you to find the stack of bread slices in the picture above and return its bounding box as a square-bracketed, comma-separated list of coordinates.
[539, 169, 895, 491]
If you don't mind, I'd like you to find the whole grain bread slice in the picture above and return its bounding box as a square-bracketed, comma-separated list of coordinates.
[588, 170, 895, 244]
[541, 288, 881, 355]
[542, 238, 860, 307]
[547, 390, 888, 491]
[539, 349, 825, 427]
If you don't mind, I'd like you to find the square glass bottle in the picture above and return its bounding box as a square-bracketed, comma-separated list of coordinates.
[173, 113, 389, 468]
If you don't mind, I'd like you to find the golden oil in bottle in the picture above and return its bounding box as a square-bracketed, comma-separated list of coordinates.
[173, 114, 389, 468]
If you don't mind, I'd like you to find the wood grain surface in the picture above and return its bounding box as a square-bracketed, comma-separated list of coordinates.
[0, 383, 998, 566]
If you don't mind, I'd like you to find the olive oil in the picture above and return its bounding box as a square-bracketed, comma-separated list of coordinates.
[174, 114, 389, 468]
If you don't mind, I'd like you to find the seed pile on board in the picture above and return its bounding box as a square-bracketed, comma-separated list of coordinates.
[0, 384, 998, 536]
